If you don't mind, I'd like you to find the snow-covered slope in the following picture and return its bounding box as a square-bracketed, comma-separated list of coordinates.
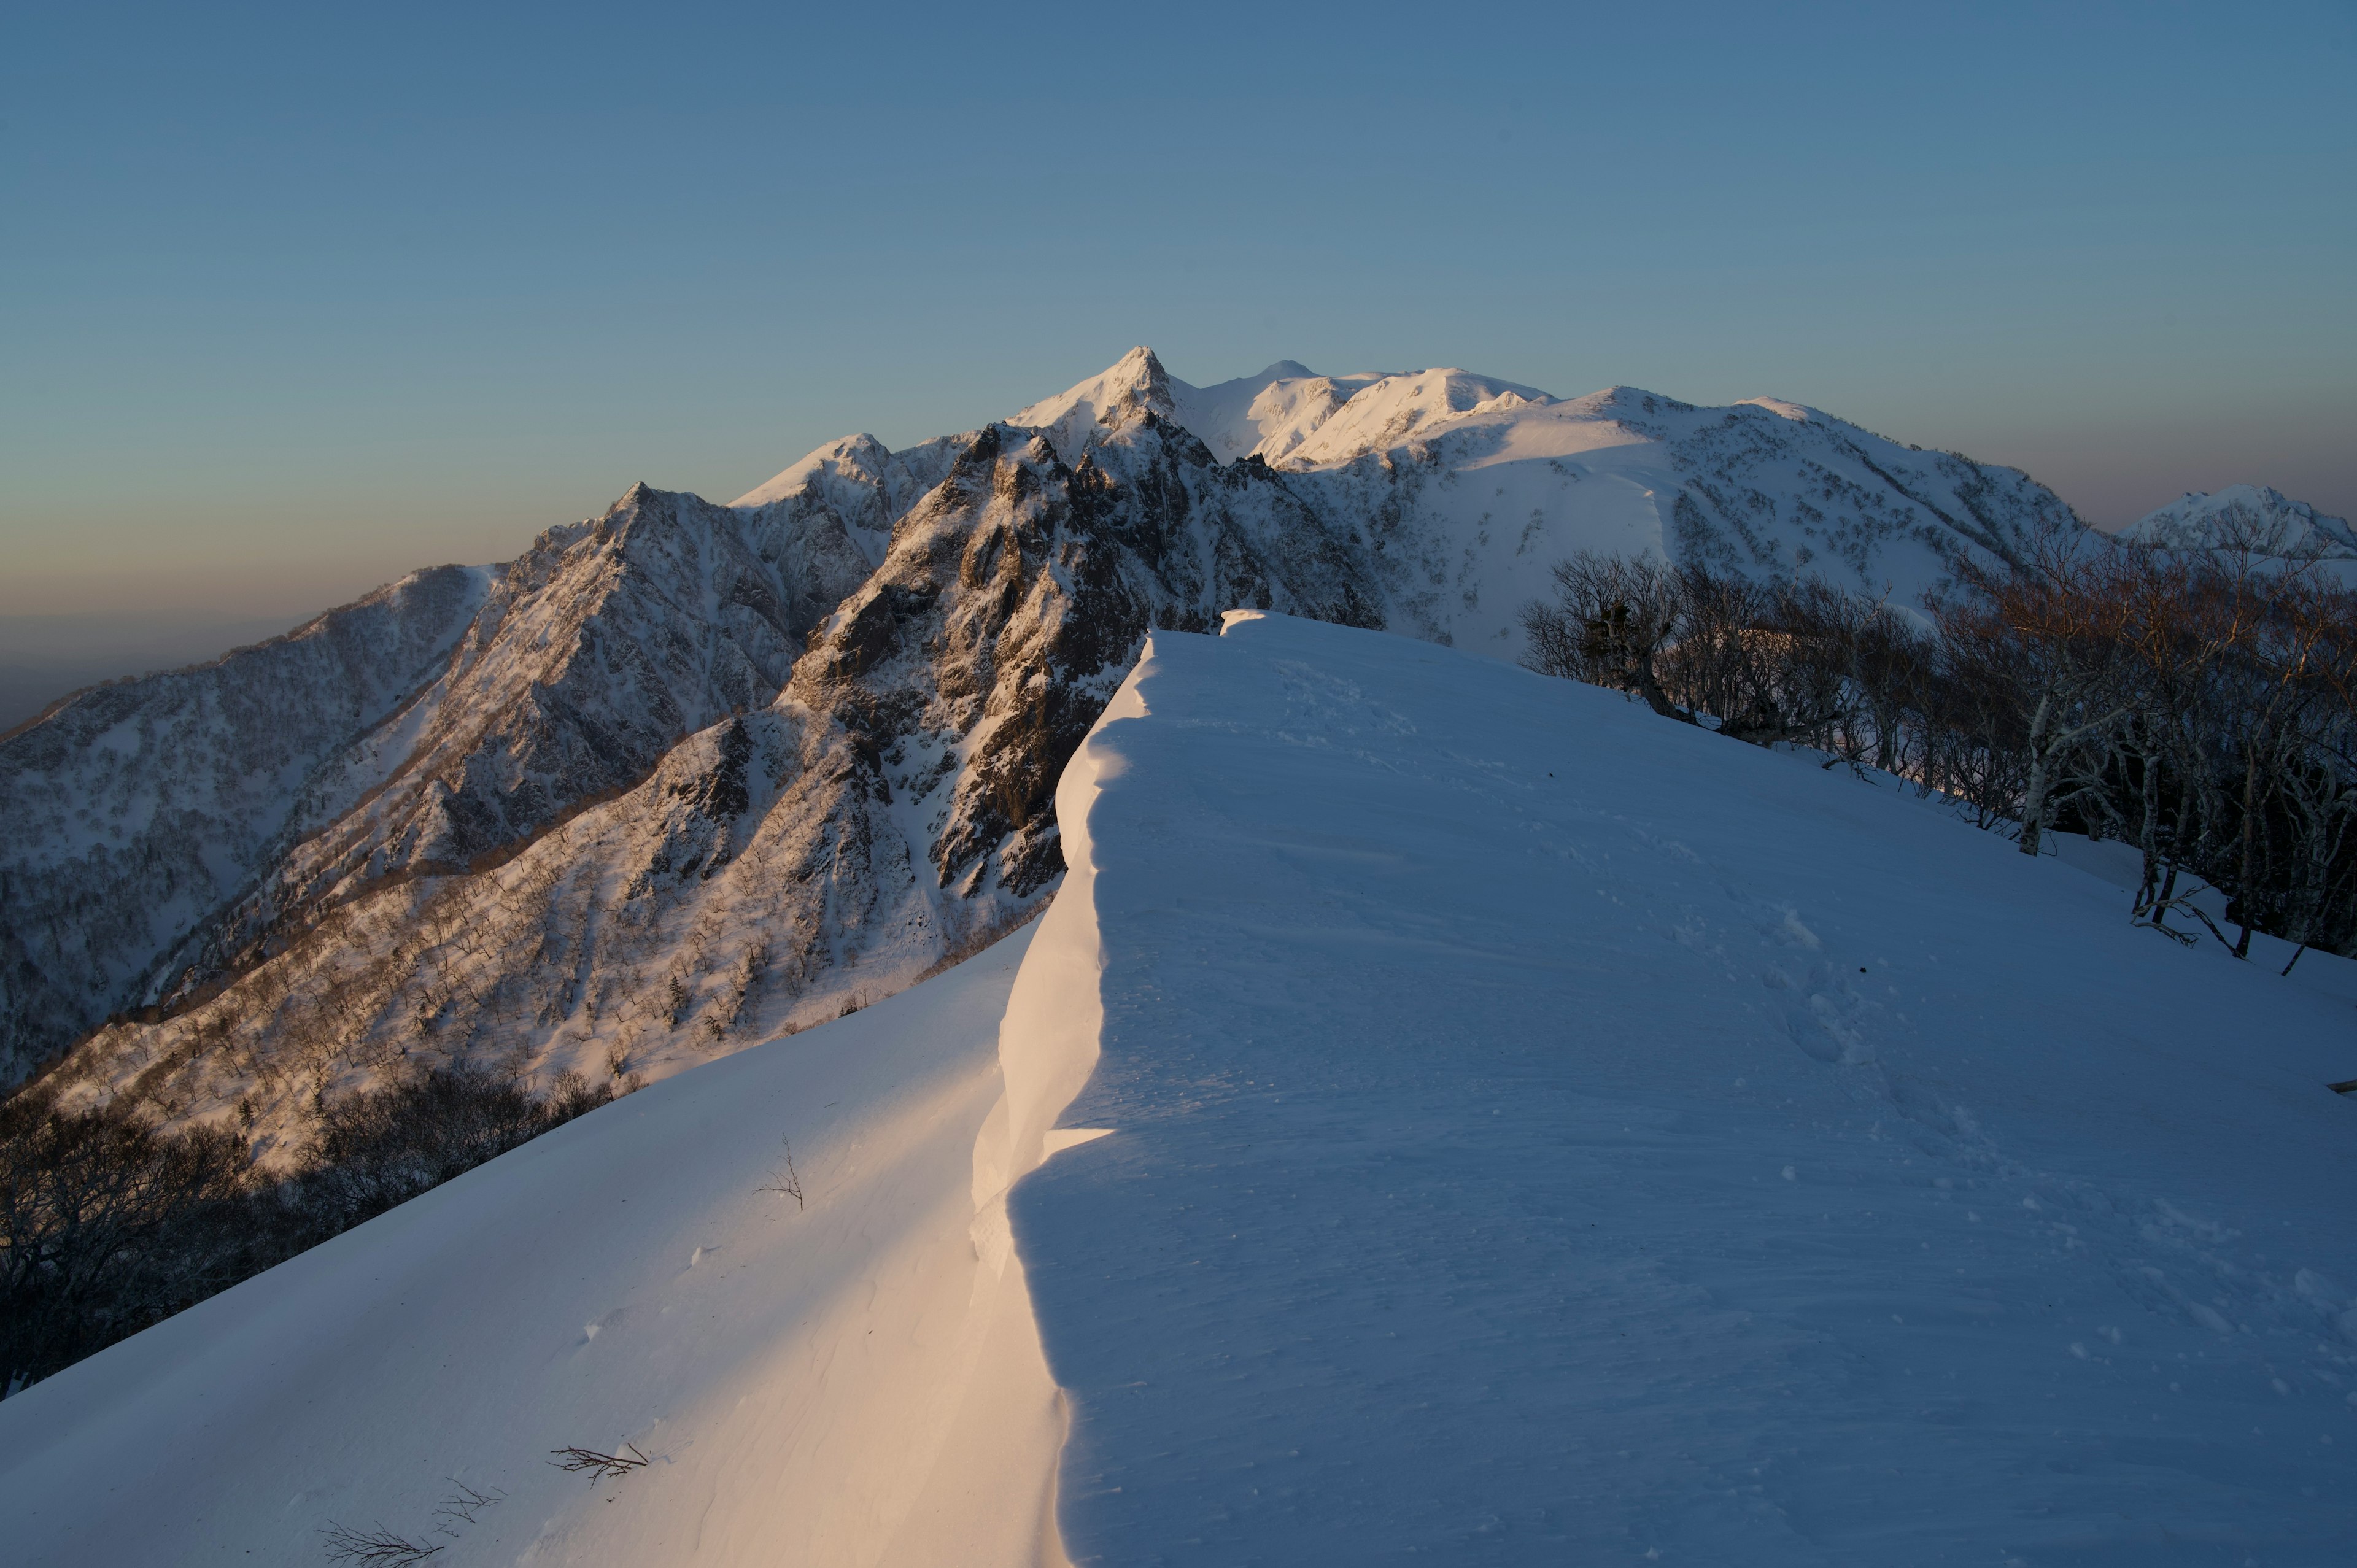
[1016, 612, 2357, 1562]
[0, 925, 1075, 1568]
[199, 481, 877, 962]
[2116, 483, 2357, 559]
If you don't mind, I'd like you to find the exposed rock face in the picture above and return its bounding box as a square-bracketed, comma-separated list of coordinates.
[6, 348, 2097, 1146]
[188, 482, 877, 973]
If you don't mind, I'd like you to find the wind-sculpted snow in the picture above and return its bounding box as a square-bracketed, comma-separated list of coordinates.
[1011, 612, 2357, 1562]
[26, 347, 2093, 1145]
[0, 567, 489, 1078]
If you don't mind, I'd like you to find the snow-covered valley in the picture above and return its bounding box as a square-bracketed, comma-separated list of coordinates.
[6, 612, 2353, 1564]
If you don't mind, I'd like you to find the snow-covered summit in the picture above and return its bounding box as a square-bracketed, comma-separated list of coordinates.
[1005, 346, 1375, 466]
[2115, 483, 2357, 559]
[1004, 346, 1555, 469]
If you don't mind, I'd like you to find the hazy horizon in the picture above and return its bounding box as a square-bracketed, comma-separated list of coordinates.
[4, 2, 2350, 639]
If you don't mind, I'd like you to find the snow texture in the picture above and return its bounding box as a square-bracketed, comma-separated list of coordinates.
[0, 924, 1077, 1568]
[1014, 611, 2357, 1565]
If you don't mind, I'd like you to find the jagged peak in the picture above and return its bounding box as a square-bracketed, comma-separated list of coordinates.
[1011, 348, 1177, 463]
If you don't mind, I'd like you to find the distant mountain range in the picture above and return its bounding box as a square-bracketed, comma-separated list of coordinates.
[2111, 482, 2357, 559]
[1, 348, 2334, 1146]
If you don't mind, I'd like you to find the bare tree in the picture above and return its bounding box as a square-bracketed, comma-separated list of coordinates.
[1520, 553, 1690, 722]
[1943, 541, 2140, 857]
[1517, 541, 2357, 964]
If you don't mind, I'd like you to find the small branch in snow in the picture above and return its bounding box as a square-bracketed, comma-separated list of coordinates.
[430, 1480, 504, 1535]
[757, 1136, 805, 1211]
[549, 1443, 649, 1484]
[318, 1521, 444, 1564]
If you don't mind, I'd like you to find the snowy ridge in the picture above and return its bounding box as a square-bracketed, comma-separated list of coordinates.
[1013, 612, 2357, 1561]
[1260, 365, 1554, 467]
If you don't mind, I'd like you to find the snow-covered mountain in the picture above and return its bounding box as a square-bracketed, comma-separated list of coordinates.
[8, 614, 2352, 1564]
[8, 348, 2088, 1138]
[2115, 482, 2357, 559]
[0, 568, 489, 1077]
[1010, 347, 2079, 651]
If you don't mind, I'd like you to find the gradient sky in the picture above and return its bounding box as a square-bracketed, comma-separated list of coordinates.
[4, 0, 2352, 627]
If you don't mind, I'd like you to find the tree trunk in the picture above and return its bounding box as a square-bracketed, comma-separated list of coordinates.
[2018, 693, 2054, 857]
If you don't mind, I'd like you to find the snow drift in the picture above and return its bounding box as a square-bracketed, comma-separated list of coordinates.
[1014, 612, 2357, 1563]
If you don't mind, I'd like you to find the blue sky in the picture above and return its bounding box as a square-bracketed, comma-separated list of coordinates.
[3, 0, 2351, 620]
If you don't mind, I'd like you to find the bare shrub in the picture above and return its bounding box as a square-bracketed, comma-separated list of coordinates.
[757, 1136, 805, 1211]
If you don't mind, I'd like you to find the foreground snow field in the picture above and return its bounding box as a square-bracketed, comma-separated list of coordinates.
[6, 611, 2356, 1566]
[1017, 613, 2357, 1565]
[0, 929, 1072, 1567]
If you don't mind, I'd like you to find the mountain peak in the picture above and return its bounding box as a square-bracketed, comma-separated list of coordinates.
[2116, 483, 2357, 558]
[730, 433, 893, 511]
[606, 480, 660, 517]
[1012, 347, 1178, 464]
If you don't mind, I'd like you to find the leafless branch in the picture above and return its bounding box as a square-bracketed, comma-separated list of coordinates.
[548, 1442, 649, 1483]
[319, 1520, 444, 1565]
[430, 1480, 505, 1534]
[757, 1135, 804, 1210]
